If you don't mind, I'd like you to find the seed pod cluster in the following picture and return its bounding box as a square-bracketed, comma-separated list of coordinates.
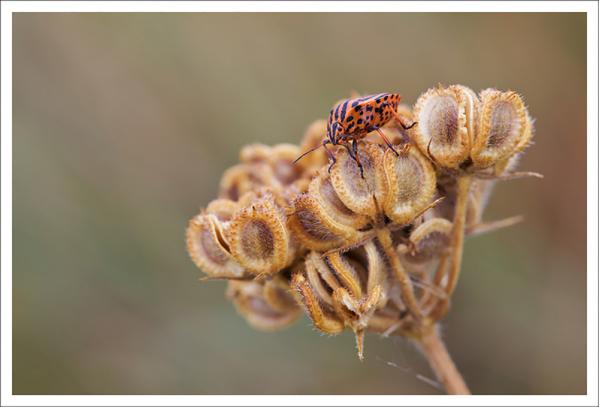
[288, 142, 437, 254]
[412, 84, 533, 175]
[185, 85, 539, 360]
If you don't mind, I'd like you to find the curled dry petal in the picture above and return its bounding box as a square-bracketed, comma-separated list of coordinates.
[226, 194, 294, 275]
[186, 214, 245, 278]
[226, 278, 300, 331]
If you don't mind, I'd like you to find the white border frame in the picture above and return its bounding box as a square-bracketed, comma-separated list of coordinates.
[1, 1, 597, 406]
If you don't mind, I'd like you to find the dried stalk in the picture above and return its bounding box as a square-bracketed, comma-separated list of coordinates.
[414, 324, 470, 395]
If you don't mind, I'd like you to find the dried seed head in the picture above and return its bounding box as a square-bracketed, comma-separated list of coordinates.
[412, 85, 479, 169]
[241, 143, 305, 185]
[471, 89, 531, 169]
[309, 172, 370, 230]
[362, 241, 390, 308]
[288, 193, 367, 252]
[382, 147, 437, 225]
[205, 199, 240, 222]
[186, 213, 245, 279]
[226, 277, 300, 331]
[401, 218, 453, 264]
[291, 271, 345, 334]
[330, 142, 388, 218]
[236, 186, 294, 213]
[219, 163, 279, 201]
[226, 194, 294, 275]
[294, 244, 394, 358]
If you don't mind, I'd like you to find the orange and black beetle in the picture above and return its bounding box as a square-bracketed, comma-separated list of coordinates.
[295, 93, 416, 175]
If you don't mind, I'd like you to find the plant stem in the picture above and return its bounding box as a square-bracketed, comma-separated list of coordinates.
[445, 175, 472, 296]
[376, 227, 423, 320]
[430, 175, 472, 319]
[416, 324, 470, 395]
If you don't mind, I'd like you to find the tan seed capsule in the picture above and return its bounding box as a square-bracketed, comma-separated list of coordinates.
[324, 252, 364, 299]
[226, 279, 300, 331]
[262, 275, 301, 314]
[219, 163, 281, 201]
[330, 142, 388, 219]
[205, 199, 240, 222]
[239, 143, 272, 164]
[412, 85, 479, 169]
[305, 251, 342, 306]
[363, 241, 389, 308]
[288, 193, 368, 252]
[186, 213, 245, 278]
[291, 272, 345, 334]
[402, 218, 453, 264]
[226, 194, 293, 275]
[471, 89, 530, 169]
[270, 144, 305, 185]
[382, 147, 437, 225]
[241, 143, 306, 185]
[308, 172, 370, 231]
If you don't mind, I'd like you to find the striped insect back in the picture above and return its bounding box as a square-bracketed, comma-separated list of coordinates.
[327, 93, 402, 144]
[294, 92, 413, 178]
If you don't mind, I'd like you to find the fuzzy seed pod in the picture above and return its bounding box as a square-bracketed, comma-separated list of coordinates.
[291, 271, 345, 334]
[240, 143, 305, 185]
[292, 249, 387, 334]
[401, 218, 453, 264]
[292, 243, 401, 359]
[226, 277, 301, 331]
[330, 143, 388, 219]
[186, 213, 245, 279]
[309, 172, 370, 231]
[219, 163, 281, 201]
[226, 194, 295, 275]
[412, 85, 479, 169]
[236, 186, 294, 214]
[288, 193, 368, 252]
[471, 89, 531, 169]
[205, 199, 240, 222]
[382, 147, 437, 225]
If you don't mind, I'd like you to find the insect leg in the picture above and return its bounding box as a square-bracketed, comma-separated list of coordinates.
[351, 139, 365, 179]
[379, 102, 416, 148]
[390, 108, 417, 130]
[322, 139, 337, 173]
[375, 128, 400, 156]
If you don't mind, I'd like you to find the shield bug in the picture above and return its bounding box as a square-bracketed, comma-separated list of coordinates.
[294, 93, 417, 176]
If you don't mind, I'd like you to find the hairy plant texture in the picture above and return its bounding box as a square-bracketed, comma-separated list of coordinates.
[185, 84, 540, 394]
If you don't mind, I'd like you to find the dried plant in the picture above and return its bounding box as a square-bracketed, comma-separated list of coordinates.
[185, 84, 541, 394]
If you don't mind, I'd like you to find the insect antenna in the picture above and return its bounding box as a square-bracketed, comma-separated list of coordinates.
[292, 144, 323, 164]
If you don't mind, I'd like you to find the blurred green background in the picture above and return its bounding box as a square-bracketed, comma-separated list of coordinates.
[13, 13, 587, 395]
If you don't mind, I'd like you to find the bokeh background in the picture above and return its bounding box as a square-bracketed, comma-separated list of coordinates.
[13, 13, 587, 395]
